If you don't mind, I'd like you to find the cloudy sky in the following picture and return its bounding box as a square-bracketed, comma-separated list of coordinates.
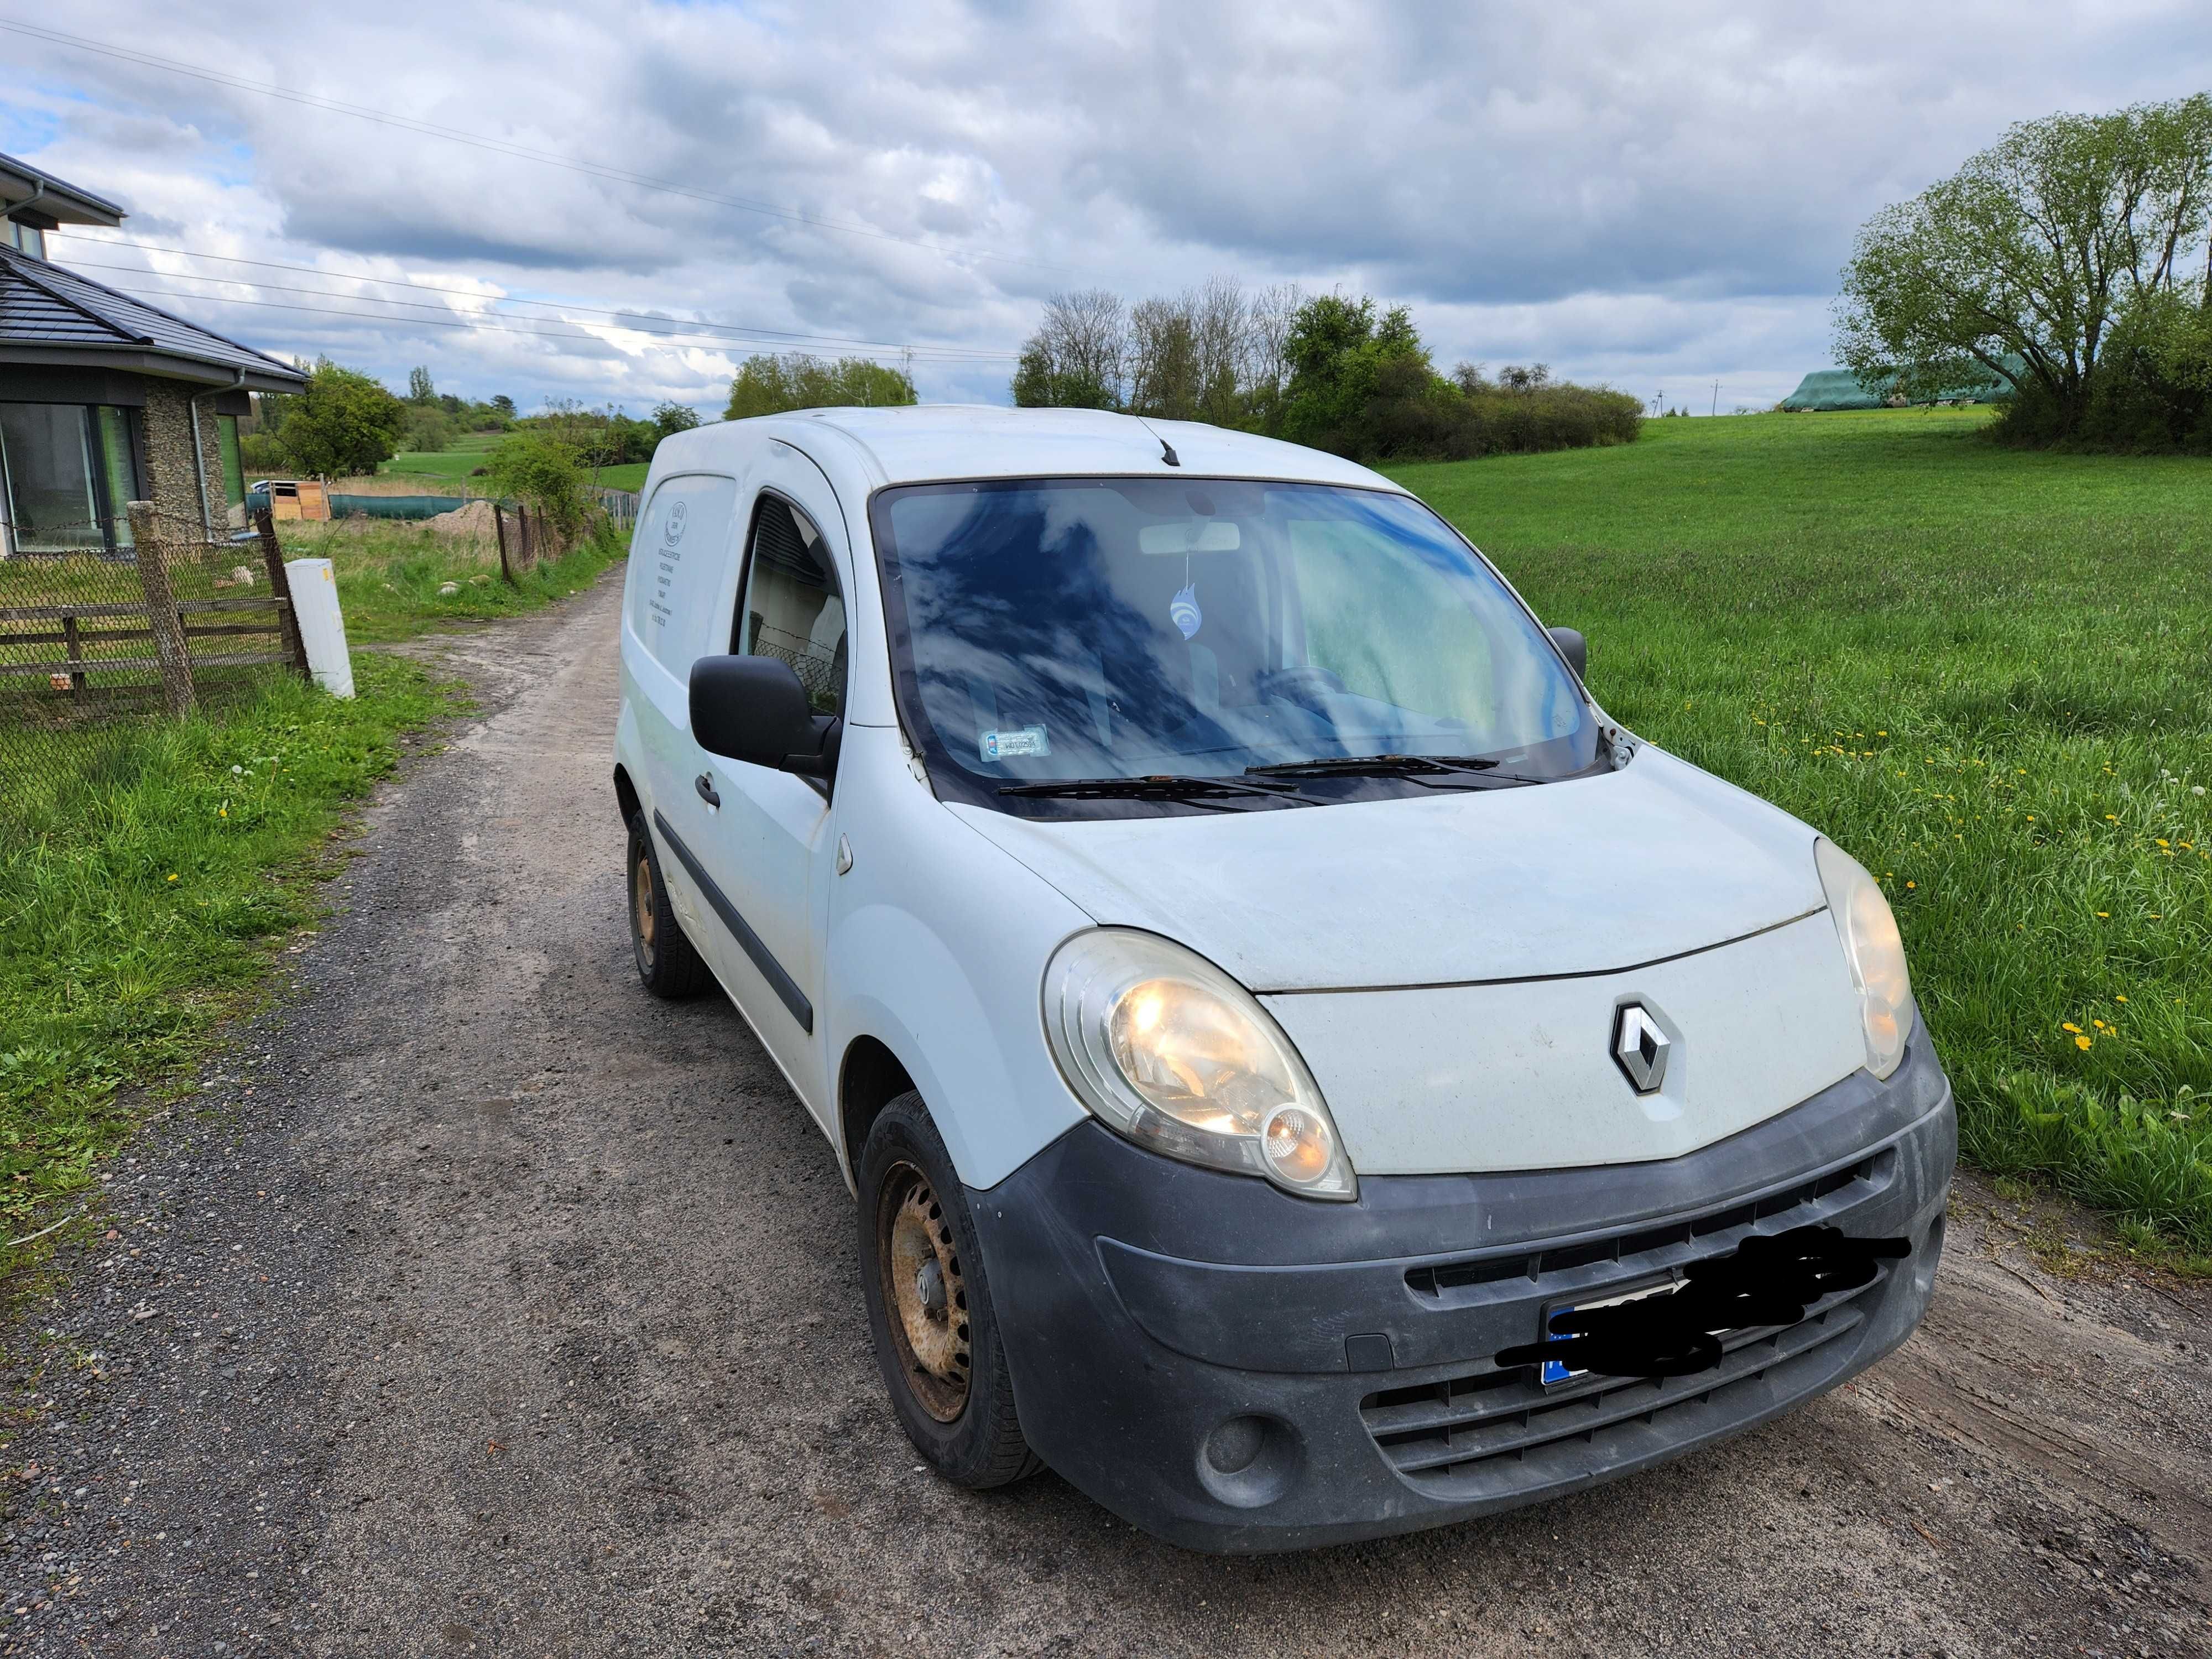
[6, 2, 2208, 418]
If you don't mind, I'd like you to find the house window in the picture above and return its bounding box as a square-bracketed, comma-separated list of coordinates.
[2, 219, 45, 259]
[0, 403, 140, 555]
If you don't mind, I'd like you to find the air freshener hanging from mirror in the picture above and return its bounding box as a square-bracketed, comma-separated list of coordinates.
[1170, 554, 1202, 639]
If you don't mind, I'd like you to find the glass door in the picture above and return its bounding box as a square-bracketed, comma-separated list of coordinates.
[0, 403, 103, 554]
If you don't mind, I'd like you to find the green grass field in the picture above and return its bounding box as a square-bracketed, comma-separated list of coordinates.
[1390, 409, 2212, 1255]
[375, 430, 504, 488]
[376, 432, 648, 494]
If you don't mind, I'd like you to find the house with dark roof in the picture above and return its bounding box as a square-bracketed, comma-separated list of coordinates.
[0, 152, 306, 559]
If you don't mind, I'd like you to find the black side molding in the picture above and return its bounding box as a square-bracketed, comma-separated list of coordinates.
[651, 810, 813, 1033]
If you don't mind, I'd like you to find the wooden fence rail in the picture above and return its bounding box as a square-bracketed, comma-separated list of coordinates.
[1, 504, 312, 706]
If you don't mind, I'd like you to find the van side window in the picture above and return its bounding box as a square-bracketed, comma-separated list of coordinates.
[634, 474, 738, 672]
[736, 493, 846, 717]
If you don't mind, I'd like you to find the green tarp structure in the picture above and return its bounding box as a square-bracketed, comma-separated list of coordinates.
[324, 493, 476, 520]
[1780, 357, 2021, 411]
[242, 489, 480, 520]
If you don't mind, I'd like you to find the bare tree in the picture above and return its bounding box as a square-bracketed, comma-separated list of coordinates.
[1013, 290, 1124, 411]
[1128, 294, 1201, 419]
[1245, 282, 1305, 405]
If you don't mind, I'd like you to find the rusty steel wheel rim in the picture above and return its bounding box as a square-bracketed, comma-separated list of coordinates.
[632, 846, 658, 968]
[877, 1161, 970, 1422]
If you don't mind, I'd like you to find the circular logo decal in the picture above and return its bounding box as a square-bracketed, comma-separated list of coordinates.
[665, 500, 690, 544]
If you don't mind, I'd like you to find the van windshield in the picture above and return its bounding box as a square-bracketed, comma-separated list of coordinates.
[871, 478, 1597, 815]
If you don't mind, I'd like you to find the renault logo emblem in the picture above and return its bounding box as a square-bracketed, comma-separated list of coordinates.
[1613, 1004, 1670, 1094]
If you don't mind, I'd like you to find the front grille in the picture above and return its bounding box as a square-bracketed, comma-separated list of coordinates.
[1404, 1152, 1885, 1300]
[1362, 1275, 1882, 1492]
[1365, 1152, 1899, 1495]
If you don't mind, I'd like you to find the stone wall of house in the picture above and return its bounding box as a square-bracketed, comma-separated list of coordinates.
[137, 380, 234, 542]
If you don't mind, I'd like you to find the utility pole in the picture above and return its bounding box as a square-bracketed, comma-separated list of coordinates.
[1711, 380, 1719, 417]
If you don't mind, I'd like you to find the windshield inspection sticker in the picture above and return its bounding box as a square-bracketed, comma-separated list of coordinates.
[980, 726, 1051, 763]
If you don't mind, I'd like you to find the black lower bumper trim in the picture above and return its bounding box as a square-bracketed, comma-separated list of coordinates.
[967, 1021, 1955, 1552]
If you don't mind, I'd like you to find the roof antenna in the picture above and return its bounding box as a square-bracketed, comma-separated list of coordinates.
[1131, 414, 1180, 466]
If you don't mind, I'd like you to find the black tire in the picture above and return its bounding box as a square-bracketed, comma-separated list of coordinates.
[857, 1092, 1039, 1488]
[627, 812, 709, 999]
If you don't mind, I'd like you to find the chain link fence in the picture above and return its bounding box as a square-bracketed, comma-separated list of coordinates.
[1, 503, 310, 815]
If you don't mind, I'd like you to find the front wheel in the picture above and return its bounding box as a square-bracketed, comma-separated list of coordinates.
[627, 812, 708, 999]
[857, 1093, 1039, 1488]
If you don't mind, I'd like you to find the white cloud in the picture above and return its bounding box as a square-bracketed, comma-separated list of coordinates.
[7, 0, 2207, 414]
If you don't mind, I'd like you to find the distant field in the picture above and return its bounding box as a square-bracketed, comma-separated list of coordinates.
[377, 430, 504, 489]
[377, 433, 647, 495]
[1389, 409, 2212, 1255]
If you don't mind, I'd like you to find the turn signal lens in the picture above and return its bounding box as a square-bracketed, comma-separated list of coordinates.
[1815, 839, 1913, 1079]
[1044, 930, 1357, 1199]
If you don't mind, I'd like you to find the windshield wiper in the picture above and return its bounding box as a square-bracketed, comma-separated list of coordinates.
[999, 773, 1312, 807]
[1244, 753, 1546, 789]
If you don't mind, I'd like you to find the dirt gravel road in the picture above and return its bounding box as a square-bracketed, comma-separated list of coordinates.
[8, 572, 2210, 1658]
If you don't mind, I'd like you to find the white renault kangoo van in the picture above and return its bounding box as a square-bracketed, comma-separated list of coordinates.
[611, 406, 1953, 1552]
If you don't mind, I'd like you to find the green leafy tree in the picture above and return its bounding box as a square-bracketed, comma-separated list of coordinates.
[1838, 95, 2212, 440]
[725, 354, 917, 420]
[489, 394, 517, 420]
[276, 359, 409, 477]
[406, 365, 436, 405]
[1276, 294, 1430, 452]
[403, 405, 454, 453]
[651, 401, 702, 440]
[485, 433, 589, 533]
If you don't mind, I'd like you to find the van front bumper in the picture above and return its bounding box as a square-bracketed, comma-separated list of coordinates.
[968, 1020, 1954, 1553]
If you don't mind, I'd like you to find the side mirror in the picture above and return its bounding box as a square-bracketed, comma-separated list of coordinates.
[1548, 626, 1588, 680]
[690, 655, 834, 774]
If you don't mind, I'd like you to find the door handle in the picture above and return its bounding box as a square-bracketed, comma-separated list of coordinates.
[695, 774, 721, 808]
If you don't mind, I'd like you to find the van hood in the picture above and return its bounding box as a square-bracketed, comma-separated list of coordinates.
[947, 749, 1828, 992]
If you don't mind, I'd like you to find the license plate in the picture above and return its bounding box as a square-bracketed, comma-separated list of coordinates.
[1538, 1277, 1682, 1386]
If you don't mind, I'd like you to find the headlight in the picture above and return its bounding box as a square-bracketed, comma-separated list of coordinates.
[1815, 839, 1912, 1079]
[1042, 930, 1357, 1200]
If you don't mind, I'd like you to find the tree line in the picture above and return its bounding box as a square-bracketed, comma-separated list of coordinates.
[1010, 281, 1641, 463]
[239, 361, 705, 483]
[1840, 93, 2212, 452]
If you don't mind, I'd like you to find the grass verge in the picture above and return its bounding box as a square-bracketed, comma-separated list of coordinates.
[280, 511, 627, 644]
[0, 655, 450, 1245]
[0, 513, 627, 1265]
[1390, 408, 2212, 1251]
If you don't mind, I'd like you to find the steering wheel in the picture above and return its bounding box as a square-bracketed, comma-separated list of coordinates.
[1254, 665, 1347, 708]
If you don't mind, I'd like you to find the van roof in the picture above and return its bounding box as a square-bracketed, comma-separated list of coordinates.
[686, 404, 1401, 492]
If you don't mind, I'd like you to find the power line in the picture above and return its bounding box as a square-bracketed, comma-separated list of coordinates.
[0, 17, 1070, 275]
[82, 278, 1020, 363]
[50, 234, 1015, 361]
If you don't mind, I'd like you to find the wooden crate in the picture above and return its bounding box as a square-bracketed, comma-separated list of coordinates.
[265, 480, 331, 523]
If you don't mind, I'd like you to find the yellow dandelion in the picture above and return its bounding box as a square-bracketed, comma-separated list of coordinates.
[2158, 839, 2170, 848]
[2075, 1035, 2093, 1051]
[2096, 911, 2110, 918]
[2116, 994, 2128, 1003]
[1877, 731, 1888, 737]
[1905, 880, 1917, 889]
[2062, 1023, 2081, 1034]
[2092, 1019, 2106, 1030]
[2026, 816, 2035, 822]
[2105, 813, 2119, 822]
